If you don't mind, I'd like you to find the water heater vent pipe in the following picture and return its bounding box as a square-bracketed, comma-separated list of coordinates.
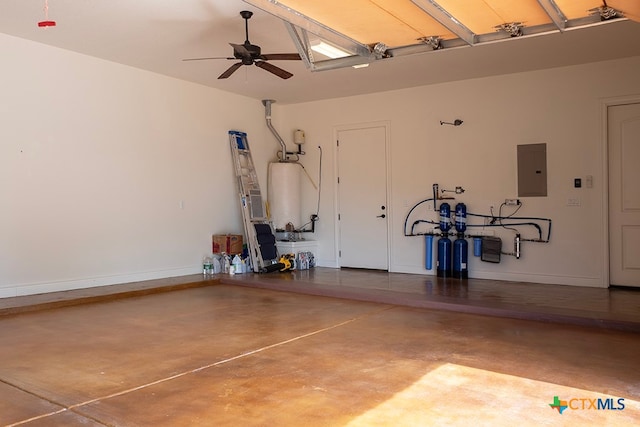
[262, 99, 287, 161]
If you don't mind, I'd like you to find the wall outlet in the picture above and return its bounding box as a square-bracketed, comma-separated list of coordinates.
[505, 198, 521, 206]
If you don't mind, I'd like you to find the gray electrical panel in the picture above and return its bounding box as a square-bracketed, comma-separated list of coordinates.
[517, 143, 547, 197]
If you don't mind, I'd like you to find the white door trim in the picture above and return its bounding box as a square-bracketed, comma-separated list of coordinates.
[333, 121, 392, 269]
[600, 93, 640, 287]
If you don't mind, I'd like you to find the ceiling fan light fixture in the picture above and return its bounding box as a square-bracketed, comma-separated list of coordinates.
[310, 41, 351, 59]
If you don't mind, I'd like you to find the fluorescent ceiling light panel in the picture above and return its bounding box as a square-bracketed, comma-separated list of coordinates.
[311, 41, 352, 58]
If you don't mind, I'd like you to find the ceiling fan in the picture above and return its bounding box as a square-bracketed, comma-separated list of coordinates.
[183, 10, 301, 80]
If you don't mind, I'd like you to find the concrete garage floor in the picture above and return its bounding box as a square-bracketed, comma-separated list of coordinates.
[0, 270, 639, 426]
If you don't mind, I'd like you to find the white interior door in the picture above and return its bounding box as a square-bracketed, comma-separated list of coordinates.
[609, 102, 640, 287]
[337, 124, 389, 269]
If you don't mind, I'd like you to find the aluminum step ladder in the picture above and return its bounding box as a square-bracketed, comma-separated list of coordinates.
[229, 130, 279, 273]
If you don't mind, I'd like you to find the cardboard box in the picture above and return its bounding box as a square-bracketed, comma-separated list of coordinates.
[213, 234, 243, 254]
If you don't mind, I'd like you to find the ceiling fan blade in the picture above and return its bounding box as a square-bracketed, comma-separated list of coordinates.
[230, 42, 251, 57]
[183, 57, 234, 61]
[218, 62, 244, 79]
[260, 53, 301, 61]
[255, 61, 293, 79]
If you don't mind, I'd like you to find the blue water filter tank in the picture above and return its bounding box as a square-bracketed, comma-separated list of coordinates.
[473, 237, 482, 257]
[455, 203, 467, 233]
[453, 237, 469, 279]
[437, 236, 452, 277]
[439, 203, 451, 233]
[425, 235, 434, 270]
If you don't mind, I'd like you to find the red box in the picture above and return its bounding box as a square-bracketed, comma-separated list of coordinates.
[213, 234, 243, 254]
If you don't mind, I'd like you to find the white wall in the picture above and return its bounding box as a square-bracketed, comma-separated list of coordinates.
[2, 32, 639, 296]
[0, 34, 279, 297]
[279, 56, 640, 287]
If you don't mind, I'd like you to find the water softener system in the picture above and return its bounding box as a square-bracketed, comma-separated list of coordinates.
[405, 182, 552, 279]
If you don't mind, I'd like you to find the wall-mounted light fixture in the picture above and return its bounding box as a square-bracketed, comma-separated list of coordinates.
[440, 119, 464, 126]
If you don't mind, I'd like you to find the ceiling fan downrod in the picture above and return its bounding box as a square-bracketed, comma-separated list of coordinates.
[241, 10, 253, 45]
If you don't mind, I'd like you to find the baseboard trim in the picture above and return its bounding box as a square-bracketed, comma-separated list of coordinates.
[0, 274, 218, 316]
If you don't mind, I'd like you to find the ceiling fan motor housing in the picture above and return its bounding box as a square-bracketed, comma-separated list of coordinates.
[237, 43, 262, 63]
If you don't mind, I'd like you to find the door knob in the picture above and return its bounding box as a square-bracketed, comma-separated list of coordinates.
[377, 214, 386, 218]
